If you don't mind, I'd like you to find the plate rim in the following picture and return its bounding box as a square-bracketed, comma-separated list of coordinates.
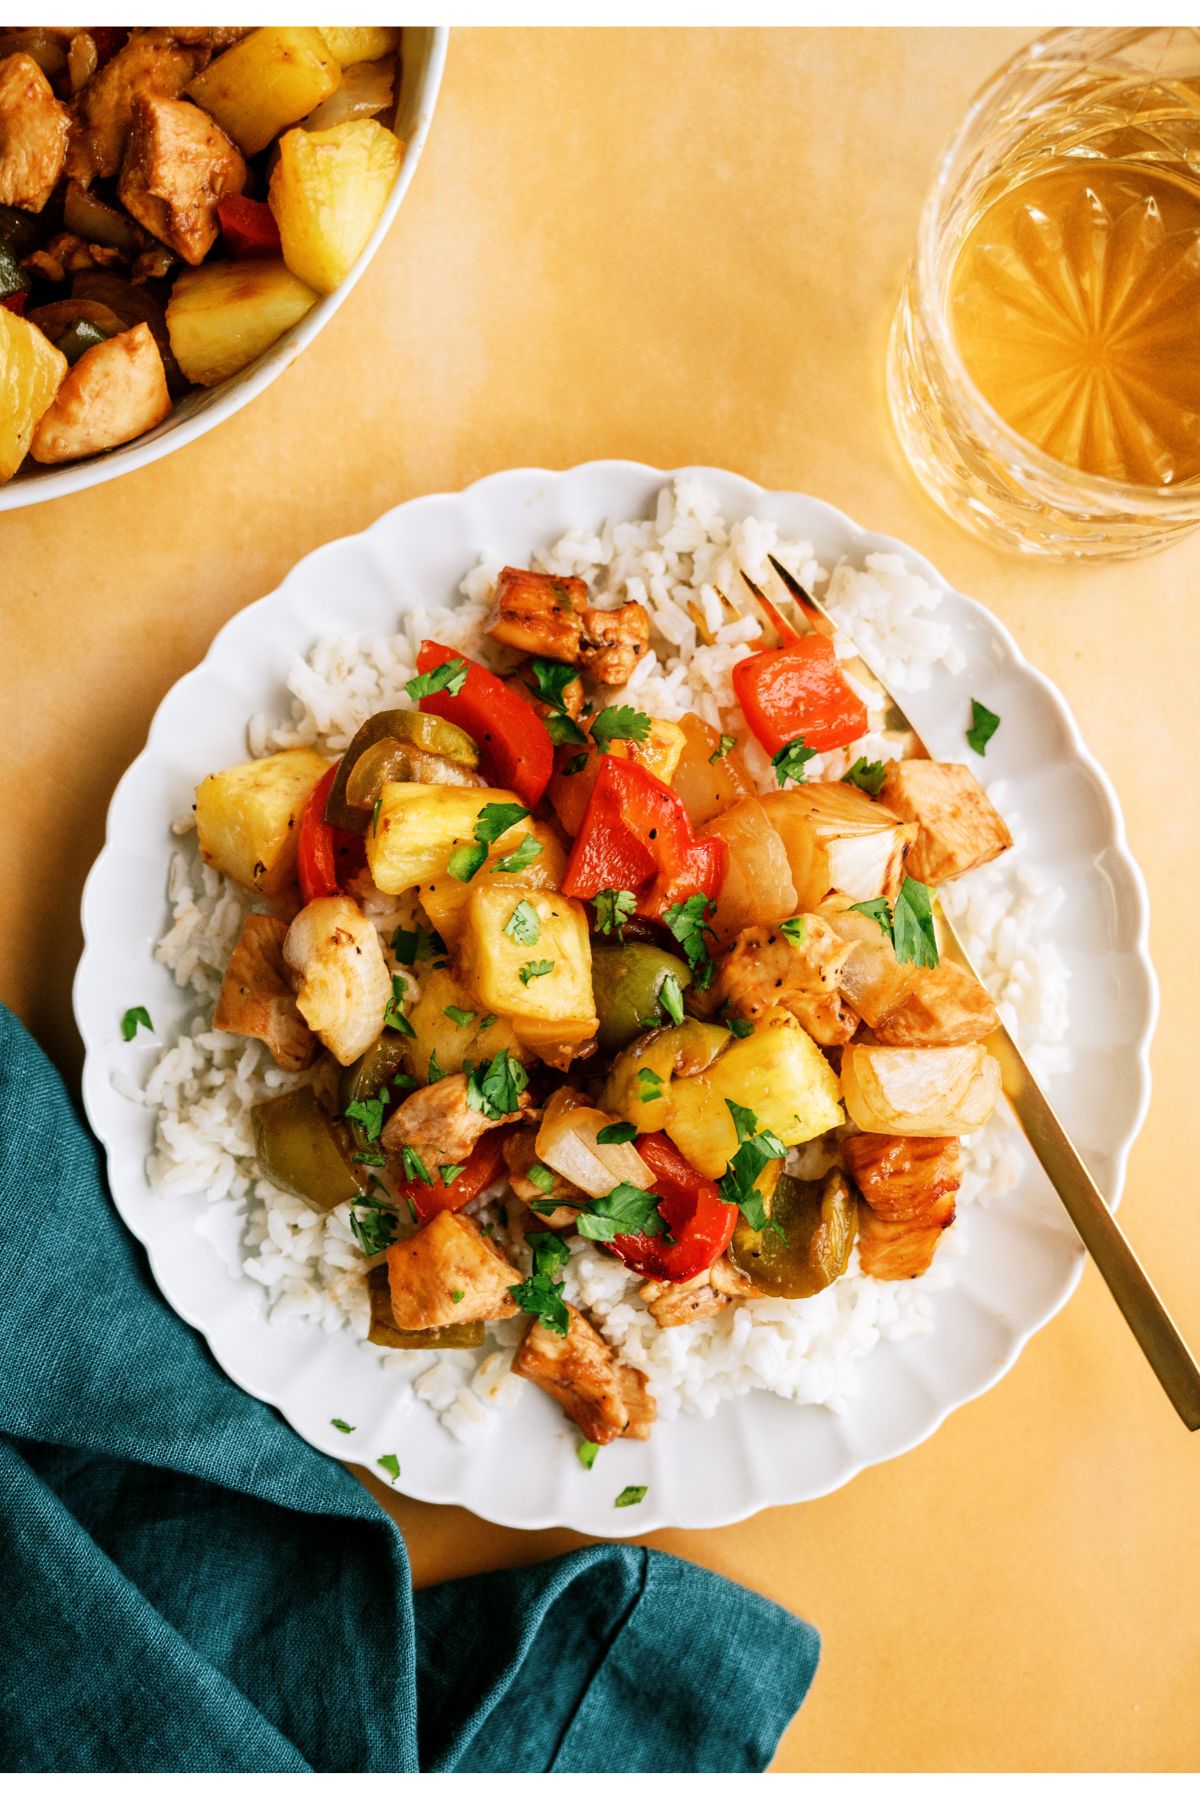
[73, 459, 1160, 1533]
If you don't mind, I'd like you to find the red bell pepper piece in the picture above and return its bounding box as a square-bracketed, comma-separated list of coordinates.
[561, 755, 726, 921]
[610, 1132, 737, 1282]
[1, 291, 27, 316]
[733, 633, 868, 755]
[296, 765, 365, 903]
[400, 1130, 509, 1224]
[415, 641, 553, 809]
[217, 195, 282, 257]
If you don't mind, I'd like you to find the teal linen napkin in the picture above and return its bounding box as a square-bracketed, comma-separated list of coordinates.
[0, 1005, 819, 1773]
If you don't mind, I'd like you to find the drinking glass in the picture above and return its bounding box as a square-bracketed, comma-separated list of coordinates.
[889, 26, 1200, 558]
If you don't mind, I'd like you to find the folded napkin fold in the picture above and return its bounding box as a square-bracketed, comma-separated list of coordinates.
[0, 1005, 819, 1773]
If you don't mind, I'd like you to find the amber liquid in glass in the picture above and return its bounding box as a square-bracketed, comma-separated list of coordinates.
[948, 161, 1200, 487]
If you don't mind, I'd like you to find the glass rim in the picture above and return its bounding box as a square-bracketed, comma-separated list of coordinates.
[915, 23, 1200, 518]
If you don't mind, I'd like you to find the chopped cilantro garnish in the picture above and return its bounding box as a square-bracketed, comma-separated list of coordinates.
[465, 1049, 528, 1120]
[891, 877, 939, 968]
[662, 891, 716, 978]
[377, 1453, 401, 1484]
[772, 735, 818, 785]
[448, 800, 531, 883]
[563, 751, 589, 777]
[370, 793, 383, 837]
[526, 1162, 555, 1193]
[850, 896, 893, 935]
[399, 1145, 433, 1185]
[849, 879, 939, 968]
[615, 1485, 647, 1508]
[504, 899, 541, 945]
[479, 1014, 498, 1030]
[709, 733, 737, 765]
[493, 833, 543, 874]
[717, 1100, 787, 1235]
[842, 756, 888, 797]
[596, 1121, 637, 1146]
[444, 1004, 476, 1028]
[450, 1289, 465, 1303]
[966, 698, 1001, 756]
[578, 1440, 599, 1470]
[591, 705, 651, 753]
[779, 917, 808, 948]
[636, 1067, 663, 1103]
[658, 972, 685, 1026]
[576, 1183, 664, 1243]
[440, 1163, 467, 1186]
[349, 1192, 398, 1255]
[352, 1150, 387, 1168]
[726, 1015, 753, 1038]
[121, 1005, 153, 1041]
[593, 887, 637, 939]
[519, 959, 554, 985]
[331, 1418, 355, 1434]
[545, 711, 587, 746]
[392, 924, 447, 964]
[427, 1050, 445, 1085]
[525, 657, 578, 711]
[344, 1086, 390, 1143]
[383, 973, 415, 1036]
[508, 1230, 570, 1334]
[405, 658, 467, 702]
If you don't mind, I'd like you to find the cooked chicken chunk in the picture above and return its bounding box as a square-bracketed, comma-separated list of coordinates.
[710, 1254, 761, 1298]
[29, 323, 171, 464]
[878, 760, 1012, 886]
[640, 1269, 728, 1328]
[213, 913, 316, 1071]
[489, 566, 589, 664]
[118, 95, 245, 264]
[382, 1071, 530, 1169]
[846, 1132, 960, 1280]
[282, 895, 391, 1066]
[487, 565, 651, 687]
[581, 601, 650, 686]
[872, 960, 999, 1047]
[165, 28, 251, 51]
[67, 28, 206, 184]
[820, 899, 920, 1028]
[514, 1303, 655, 1445]
[842, 1133, 962, 1221]
[856, 1195, 957, 1281]
[714, 913, 859, 1046]
[503, 1126, 582, 1227]
[386, 1210, 521, 1331]
[0, 53, 70, 211]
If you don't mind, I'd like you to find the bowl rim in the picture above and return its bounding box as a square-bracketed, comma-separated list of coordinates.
[0, 25, 449, 515]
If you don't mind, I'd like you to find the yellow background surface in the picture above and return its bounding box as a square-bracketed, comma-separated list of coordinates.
[3, 28, 1197, 1773]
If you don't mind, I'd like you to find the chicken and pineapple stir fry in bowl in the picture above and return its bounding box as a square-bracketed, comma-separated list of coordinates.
[0, 25, 405, 480]
[193, 553, 1015, 1451]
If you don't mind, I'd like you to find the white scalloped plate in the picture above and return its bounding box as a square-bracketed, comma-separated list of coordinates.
[74, 462, 1158, 1534]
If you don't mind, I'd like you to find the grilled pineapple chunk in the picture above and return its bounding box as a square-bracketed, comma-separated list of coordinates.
[166, 257, 318, 387]
[196, 748, 330, 899]
[319, 26, 401, 67]
[666, 1008, 843, 1178]
[403, 965, 521, 1080]
[762, 784, 915, 911]
[0, 308, 66, 483]
[269, 119, 403, 295]
[419, 829, 567, 944]
[367, 783, 528, 894]
[460, 886, 597, 1055]
[187, 26, 340, 156]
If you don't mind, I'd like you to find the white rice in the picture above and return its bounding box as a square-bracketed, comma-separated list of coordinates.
[134, 478, 1070, 1442]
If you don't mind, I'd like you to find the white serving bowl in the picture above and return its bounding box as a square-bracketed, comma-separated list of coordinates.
[0, 26, 448, 513]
